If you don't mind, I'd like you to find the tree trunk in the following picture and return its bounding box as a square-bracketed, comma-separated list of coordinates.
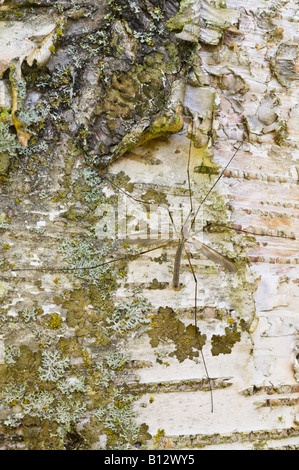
[0, 0, 298, 450]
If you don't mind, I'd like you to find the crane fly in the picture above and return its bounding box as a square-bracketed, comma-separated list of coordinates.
[100, 133, 245, 413]
[6, 123, 292, 414]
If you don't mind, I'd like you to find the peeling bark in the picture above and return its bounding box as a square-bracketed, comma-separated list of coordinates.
[0, 0, 298, 451]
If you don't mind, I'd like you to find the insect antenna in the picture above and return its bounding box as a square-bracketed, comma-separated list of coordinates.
[8, 174, 178, 275]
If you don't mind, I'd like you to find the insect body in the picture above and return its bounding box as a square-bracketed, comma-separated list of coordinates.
[109, 136, 244, 295]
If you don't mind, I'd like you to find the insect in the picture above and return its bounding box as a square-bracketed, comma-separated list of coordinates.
[99, 126, 244, 413]
[2, 118, 293, 420]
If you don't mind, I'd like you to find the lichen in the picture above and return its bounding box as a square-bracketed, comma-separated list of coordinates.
[19, 307, 40, 324]
[148, 306, 206, 363]
[38, 350, 70, 382]
[57, 237, 120, 288]
[104, 351, 131, 371]
[0, 281, 9, 300]
[47, 313, 63, 329]
[0, 0, 266, 451]
[211, 323, 241, 356]
[106, 299, 151, 334]
[0, 123, 19, 170]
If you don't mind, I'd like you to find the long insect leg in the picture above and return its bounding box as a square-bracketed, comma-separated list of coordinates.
[184, 125, 214, 411]
[184, 247, 214, 413]
[9, 241, 177, 274]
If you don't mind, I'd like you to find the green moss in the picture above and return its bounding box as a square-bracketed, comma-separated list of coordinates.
[194, 163, 220, 175]
[166, 0, 194, 31]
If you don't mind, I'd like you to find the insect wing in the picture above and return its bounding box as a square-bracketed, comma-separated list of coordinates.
[188, 237, 237, 273]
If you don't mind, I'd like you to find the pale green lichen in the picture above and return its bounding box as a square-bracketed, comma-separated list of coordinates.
[38, 350, 70, 382]
[104, 351, 131, 371]
[106, 299, 151, 333]
[0, 214, 10, 229]
[0, 123, 19, 157]
[0, 281, 9, 299]
[3, 416, 20, 428]
[52, 401, 87, 431]
[104, 402, 140, 443]
[96, 363, 113, 388]
[2, 383, 26, 405]
[23, 390, 55, 418]
[20, 307, 40, 323]
[22, 389, 87, 437]
[4, 345, 21, 365]
[58, 238, 119, 288]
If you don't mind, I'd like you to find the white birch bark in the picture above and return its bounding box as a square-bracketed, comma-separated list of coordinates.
[0, 0, 298, 450]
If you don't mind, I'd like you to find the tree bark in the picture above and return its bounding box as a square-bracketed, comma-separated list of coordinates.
[0, 0, 298, 450]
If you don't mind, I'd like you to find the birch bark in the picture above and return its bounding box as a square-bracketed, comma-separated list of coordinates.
[0, 0, 298, 450]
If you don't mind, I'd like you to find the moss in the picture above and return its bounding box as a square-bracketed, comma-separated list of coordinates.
[166, 0, 194, 31]
[194, 154, 220, 175]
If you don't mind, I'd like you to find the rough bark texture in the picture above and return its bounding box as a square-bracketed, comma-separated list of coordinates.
[0, 0, 298, 450]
